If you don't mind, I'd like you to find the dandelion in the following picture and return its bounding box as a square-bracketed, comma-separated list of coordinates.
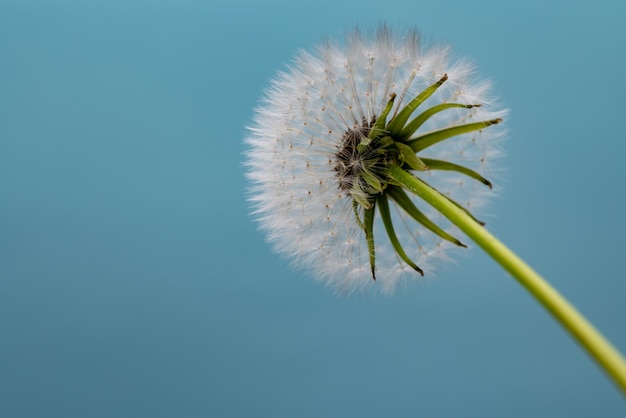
[246, 26, 504, 294]
[245, 25, 626, 393]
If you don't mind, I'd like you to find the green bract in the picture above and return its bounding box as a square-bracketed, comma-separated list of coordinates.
[339, 74, 502, 279]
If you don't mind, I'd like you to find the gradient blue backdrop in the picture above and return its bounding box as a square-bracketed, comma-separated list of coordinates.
[1, 1, 625, 417]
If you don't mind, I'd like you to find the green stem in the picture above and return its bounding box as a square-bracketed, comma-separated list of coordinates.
[388, 165, 626, 394]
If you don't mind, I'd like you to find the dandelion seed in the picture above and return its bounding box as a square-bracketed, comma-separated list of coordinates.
[245, 25, 506, 294]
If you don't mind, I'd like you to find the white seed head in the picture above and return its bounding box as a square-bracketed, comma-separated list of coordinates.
[245, 26, 506, 294]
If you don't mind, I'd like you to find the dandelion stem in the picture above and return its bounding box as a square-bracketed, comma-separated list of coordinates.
[388, 165, 626, 394]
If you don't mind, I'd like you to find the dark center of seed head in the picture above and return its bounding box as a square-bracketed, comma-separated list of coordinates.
[334, 116, 376, 192]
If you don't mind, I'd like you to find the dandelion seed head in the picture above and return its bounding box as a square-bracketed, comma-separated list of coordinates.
[245, 26, 506, 294]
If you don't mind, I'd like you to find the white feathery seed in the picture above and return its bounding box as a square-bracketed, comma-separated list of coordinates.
[245, 26, 506, 294]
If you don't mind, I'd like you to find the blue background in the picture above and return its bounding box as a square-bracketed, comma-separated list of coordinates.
[1, 1, 625, 417]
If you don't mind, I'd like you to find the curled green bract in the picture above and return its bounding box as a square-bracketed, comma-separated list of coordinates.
[342, 75, 501, 279]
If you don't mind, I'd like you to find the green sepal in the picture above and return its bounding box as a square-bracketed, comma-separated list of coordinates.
[351, 181, 372, 209]
[386, 74, 448, 135]
[377, 195, 424, 276]
[399, 103, 479, 140]
[420, 158, 492, 189]
[407, 118, 502, 153]
[363, 203, 377, 280]
[387, 185, 466, 247]
[361, 168, 384, 193]
[375, 135, 395, 149]
[352, 200, 366, 231]
[368, 93, 397, 141]
[357, 138, 372, 152]
[395, 142, 428, 171]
